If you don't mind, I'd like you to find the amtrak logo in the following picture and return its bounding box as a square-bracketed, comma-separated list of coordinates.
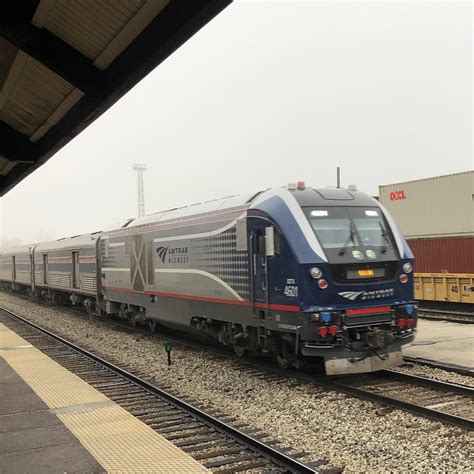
[156, 246, 169, 263]
[156, 246, 189, 264]
[338, 288, 394, 301]
[338, 291, 365, 301]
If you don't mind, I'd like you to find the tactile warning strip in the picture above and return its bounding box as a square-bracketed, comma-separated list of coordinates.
[0, 324, 208, 472]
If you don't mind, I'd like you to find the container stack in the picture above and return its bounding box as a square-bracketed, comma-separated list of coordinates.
[378, 171, 474, 274]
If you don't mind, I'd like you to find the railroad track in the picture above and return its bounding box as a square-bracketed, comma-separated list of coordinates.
[0, 308, 324, 474]
[323, 370, 474, 431]
[135, 325, 474, 431]
[403, 356, 474, 377]
[218, 362, 474, 431]
[417, 307, 474, 324]
[85, 310, 474, 431]
[2, 299, 474, 435]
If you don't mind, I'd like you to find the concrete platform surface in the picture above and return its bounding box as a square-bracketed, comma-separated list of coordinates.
[0, 358, 104, 474]
[0, 322, 209, 473]
[403, 319, 474, 369]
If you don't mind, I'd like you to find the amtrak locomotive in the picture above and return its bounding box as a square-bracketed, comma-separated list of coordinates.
[0, 184, 417, 375]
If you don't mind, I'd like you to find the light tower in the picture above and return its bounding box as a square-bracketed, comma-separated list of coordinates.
[132, 163, 147, 217]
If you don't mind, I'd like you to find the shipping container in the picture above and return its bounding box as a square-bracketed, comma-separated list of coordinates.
[414, 273, 474, 304]
[408, 236, 474, 274]
[379, 171, 474, 239]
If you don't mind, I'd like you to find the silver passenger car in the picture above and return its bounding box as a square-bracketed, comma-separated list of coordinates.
[0, 244, 35, 289]
[33, 233, 100, 299]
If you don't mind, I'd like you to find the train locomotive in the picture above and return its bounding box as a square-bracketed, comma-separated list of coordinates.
[0, 184, 417, 375]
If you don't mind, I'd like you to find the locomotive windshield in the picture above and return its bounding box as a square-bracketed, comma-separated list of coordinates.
[304, 206, 399, 262]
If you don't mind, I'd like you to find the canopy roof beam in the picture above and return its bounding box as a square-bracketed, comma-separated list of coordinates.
[0, 21, 105, 95]
[0, 122, 39, 163]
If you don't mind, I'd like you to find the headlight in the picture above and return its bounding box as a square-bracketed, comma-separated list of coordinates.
[309, 267, 323, 279]
[402, 262, 413, 274]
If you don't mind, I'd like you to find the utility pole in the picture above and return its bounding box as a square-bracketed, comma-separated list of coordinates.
[336, 166, 341, 188]
[132, 163, 147, 217]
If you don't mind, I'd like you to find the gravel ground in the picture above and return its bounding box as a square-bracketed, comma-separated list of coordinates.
[1, 291, 472, 472]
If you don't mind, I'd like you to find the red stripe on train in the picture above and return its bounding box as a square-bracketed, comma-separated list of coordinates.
[103, 285, 300, 313]
[346, 306, 391, 316]
[255, 302, 300, 312]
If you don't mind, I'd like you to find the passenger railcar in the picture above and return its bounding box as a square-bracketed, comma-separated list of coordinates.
[33, 234, 100, 307]
[0, 186, 417, 375]
[0, 244, 34, 291]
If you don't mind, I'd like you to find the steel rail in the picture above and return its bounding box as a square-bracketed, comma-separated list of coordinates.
[320, 372, 474, 431]
[417, 307, 474, 324]
[403, 356, 474, 377]
[0, 307, 319, 474]
[380, 369, 474, 394]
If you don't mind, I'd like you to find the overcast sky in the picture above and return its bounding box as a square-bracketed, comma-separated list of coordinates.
[1, 0, 472, 246]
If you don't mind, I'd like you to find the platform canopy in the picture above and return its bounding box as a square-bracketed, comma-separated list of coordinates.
[0, 0, 231, 196]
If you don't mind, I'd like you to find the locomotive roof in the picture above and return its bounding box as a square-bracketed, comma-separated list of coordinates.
[292, 188, 378, 207]
[114, 187, 378, 231]
[126, 192, 261, 228]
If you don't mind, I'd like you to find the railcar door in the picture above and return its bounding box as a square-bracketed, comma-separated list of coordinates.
[43, 254, 48, 285]
[72, 251, 80, 289]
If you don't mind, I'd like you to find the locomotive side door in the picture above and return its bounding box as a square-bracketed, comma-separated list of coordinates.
[130, 235, 146, 292]
[251, 226, 271, 316]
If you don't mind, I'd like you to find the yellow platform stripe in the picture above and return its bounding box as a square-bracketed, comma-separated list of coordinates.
[0, 323, 208, 473]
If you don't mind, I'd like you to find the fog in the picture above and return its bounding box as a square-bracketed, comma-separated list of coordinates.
[1, 1, 472, 247]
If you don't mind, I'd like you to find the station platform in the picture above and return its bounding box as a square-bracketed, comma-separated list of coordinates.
[0, 323, 208, 473]
[403, 319, 474, 371]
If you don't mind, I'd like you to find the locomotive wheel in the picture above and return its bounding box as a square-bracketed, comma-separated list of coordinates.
[276, 341, 291, 369]
[233, 344, 246, 357]
[149, 320, 157, 333]
[130, 315, 138, 328]
[276, 354, 291, 369]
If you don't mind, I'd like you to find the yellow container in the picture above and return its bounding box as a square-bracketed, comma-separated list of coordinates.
[414, 273, 474, 304]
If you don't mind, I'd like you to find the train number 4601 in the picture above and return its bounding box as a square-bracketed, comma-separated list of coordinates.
[284, 285, 299, 297]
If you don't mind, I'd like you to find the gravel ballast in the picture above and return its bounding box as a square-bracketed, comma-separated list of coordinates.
[0, 291, 472, 472]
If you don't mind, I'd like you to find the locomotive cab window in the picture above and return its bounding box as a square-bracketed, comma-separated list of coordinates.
[304, 206, 399, 263]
